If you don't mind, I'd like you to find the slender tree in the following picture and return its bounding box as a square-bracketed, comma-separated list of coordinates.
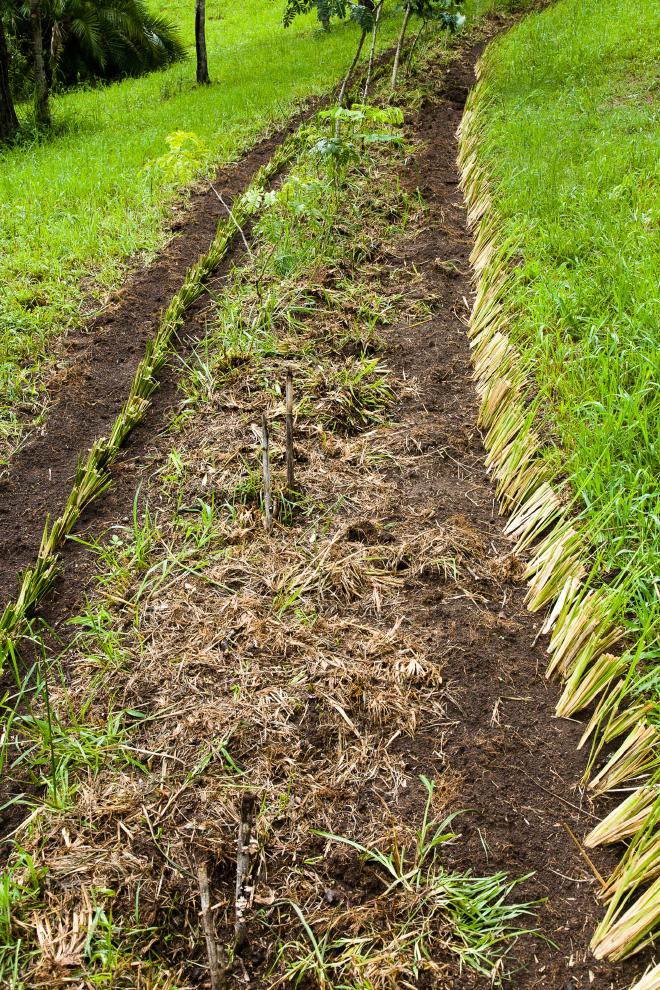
[284, 0, 376, 108]
[29, 0, 50, 128]
[362, 0, 382, 100]
[0, 13, 18, 142]
[336, 22, 367, 108]
[336, 1, 375, 108]
[195, 0, 209, 84]
[391, 0, 465, 92]
[390, 3, 411, 91]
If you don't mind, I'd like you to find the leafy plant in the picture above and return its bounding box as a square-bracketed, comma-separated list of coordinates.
[144, 129, 210, 189]
[311, 103, 404, 203]
[283, 0, 348, 30]
[0, 849, 45, 945]
[44, 0, 185, 85]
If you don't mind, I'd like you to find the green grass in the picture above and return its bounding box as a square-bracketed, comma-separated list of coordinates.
[472, 0, 659, 654]
[0, 0, 409, 466]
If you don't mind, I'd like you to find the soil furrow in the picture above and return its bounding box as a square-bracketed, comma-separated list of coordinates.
[0, 117, 305, 608]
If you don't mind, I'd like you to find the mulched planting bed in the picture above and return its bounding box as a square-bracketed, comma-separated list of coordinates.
[0, 16, 650, 990]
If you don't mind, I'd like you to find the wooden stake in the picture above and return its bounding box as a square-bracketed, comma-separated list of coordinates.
[234, 792, 256, 948]
[261, 413, 273, 534]
[197, 860, 224, 990]
[285, 368, 295, 492]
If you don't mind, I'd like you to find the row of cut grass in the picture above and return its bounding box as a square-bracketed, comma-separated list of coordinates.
[458, 0, 659, 965]
[468, 0, 659, 677]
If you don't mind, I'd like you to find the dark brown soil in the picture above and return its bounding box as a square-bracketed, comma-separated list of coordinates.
[0, 15, 650, 990]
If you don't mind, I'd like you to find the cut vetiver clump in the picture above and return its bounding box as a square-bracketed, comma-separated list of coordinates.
[457, 0, 659, 963]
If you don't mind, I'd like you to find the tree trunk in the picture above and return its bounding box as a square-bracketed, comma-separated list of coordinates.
[390, 4, 411, 93]
[195, 0, 210, 85]
[0, 18, 19, 143]
[362, 1, 382, 101]
[337, 27, 367, 110]
[29, 0, 50, 129]
[405, 20, 427, 73]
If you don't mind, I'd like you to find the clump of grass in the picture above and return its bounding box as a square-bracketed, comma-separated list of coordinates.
[275, 525, 465, 613]
[276, 777, 537, 987]
[309, 356, 396, 433]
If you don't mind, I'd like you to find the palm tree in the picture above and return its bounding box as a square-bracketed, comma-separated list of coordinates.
[45, 0, 186, 85]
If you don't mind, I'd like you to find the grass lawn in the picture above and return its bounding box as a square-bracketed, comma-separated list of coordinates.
[471, 0, 659, 668]
[0, 0, 412, 467]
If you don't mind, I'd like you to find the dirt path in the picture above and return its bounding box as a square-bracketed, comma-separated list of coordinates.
[0, 19, 649, 990]
[382, 39, 643, 986]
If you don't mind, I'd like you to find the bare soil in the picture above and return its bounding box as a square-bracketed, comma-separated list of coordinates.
[0, 16, 650, 990]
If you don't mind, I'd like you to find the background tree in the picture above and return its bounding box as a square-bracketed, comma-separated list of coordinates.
[44, 0, 186, 86]
[195, 0, 209, 83]
[391, 0, 465, 90]
[0, 9, 19, 141]
[1, 0, 186, 135]
[29, 0, 50, 128]
[283, 0, 348, 31]
[336, 1, 375, 106]
[284, 0, 375, 107]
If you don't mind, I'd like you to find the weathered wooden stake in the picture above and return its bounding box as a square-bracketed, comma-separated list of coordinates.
[285, 368, 295, 492]
[261, 413, 273, 534]
[234, 792, 256, 948]
[197, 860, 224, 990]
